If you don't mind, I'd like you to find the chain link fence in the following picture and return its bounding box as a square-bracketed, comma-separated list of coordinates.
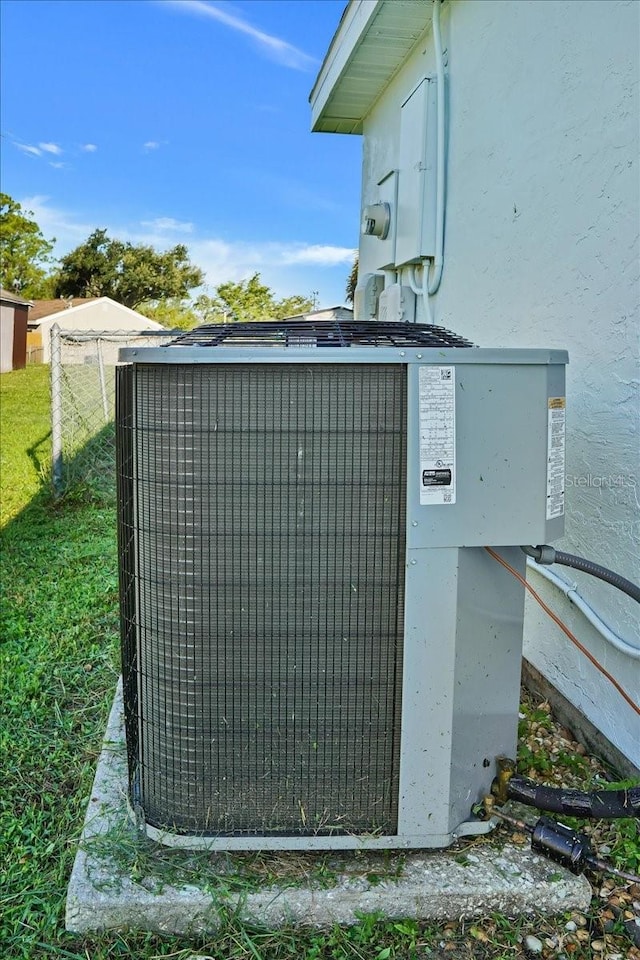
[50, 324, 177, 496]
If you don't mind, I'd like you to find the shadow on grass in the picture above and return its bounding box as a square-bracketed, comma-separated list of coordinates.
[54, 422, 118, 503]
[25, 430, 53, 484]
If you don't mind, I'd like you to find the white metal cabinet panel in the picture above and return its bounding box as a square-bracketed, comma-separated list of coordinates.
[395, 77, 437, 265]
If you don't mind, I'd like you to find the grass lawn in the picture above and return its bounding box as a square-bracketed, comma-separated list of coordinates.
[0, 366, 638, 960]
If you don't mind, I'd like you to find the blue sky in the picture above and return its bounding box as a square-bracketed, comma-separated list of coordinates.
[1, 0, 361, 308]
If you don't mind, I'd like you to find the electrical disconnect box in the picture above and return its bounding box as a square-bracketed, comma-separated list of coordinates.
[395, 77, 437, 266]
[354, 272, 384, 320]
[379, 284, 416, 323]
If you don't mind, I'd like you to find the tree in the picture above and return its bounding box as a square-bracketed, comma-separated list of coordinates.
[52, 229, 204, 309]
[137, 297, 199, 331]
[346, 255, 358, 304]
[0, 193, 56, 297]
[196, 273, 313, 323]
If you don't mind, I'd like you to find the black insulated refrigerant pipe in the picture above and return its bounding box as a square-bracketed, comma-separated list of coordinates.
[505, 777, 640, 820]
[522, 545, 640, 604]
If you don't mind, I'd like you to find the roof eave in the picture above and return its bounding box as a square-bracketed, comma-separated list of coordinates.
[310, 0, 433, 135]
[310, 1, 382, 134]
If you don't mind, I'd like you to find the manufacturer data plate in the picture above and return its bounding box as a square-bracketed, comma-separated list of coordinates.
[546, 397, 566, 519]
[419, 366, 456, 505]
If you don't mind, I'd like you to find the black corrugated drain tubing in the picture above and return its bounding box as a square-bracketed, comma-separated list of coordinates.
[505, 777, 640, 819]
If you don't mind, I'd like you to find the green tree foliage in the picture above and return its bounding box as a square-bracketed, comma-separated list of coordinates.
[196, 273, 313, 323]
[52, 229, 204, 309]
[0, 193, 56, 297]
[346, 255, 358, 304]
[137, 297, 199, 331]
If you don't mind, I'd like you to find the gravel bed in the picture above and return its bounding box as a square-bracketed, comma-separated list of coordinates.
[447, 687, 640, 960]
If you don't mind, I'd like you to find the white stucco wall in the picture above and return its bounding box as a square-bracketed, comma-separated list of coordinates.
[357, 1, 639, 764]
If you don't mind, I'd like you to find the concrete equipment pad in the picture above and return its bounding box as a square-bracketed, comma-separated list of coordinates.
[66, 683, 591, 936]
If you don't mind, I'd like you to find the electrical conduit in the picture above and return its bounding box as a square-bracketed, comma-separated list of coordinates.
[426, 0, 446, 296]
[526, 559, 640, 661]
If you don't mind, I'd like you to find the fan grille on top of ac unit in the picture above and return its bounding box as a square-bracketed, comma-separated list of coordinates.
[168, 319, 475, 349]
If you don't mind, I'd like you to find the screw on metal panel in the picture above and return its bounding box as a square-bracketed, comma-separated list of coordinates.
[400, 351, 406, 357]
[411, 521, 418, 527]
[416, 353, 423, 358]
[410, 559, 417, 565]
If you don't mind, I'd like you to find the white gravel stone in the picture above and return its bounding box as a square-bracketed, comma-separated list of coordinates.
[524, 934, 544, 953]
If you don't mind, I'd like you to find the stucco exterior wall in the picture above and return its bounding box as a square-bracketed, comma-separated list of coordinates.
[358, 0, 639, 764]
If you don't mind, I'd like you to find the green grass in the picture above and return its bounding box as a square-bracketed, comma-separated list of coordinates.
[0, 365, 52, 524]
[1, 366, 638, 960]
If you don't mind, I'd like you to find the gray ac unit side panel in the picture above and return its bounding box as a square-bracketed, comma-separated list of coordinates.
[448, 546, 526, 833]
[397, 548, 459, 838]
[397, 546, 525, 838]
[406, 362, 566, 547]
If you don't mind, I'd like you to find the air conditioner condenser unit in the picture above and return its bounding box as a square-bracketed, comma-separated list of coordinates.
[116, 320, 567, 851]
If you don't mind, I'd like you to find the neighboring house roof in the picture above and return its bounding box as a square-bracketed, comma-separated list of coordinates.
[0, 288, 33, 307]
[28, 298, 98, 322]
[28, 296, 164, 329]
[281, 306, 354, 322]
[310, 0, 432, 134]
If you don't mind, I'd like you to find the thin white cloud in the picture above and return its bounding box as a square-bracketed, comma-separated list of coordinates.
[280, 245, 356, 267]
[49, 162, 66, 170]
[183, 238, 356, 288]
[160, 0, 317, 71]
[39, 142, 63, 155]
[81, 143, 97, 153]
[18, 195, 93, 248]
[141, 217, 194, 233]
[15, 143, 42, 157]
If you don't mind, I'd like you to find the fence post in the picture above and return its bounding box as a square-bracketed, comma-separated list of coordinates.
[96, 336, 110, 423]
[50, 323, 63, 497]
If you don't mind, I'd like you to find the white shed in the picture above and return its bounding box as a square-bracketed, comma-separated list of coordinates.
[311, 0, 639, 769]
[28, 297, 165, 363]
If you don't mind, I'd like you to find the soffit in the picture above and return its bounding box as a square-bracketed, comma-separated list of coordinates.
[310, 0, 432, 134]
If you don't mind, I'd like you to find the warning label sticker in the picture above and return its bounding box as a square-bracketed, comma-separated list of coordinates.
[546, 397, 566, 519]
[419, 366, 456, 505]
